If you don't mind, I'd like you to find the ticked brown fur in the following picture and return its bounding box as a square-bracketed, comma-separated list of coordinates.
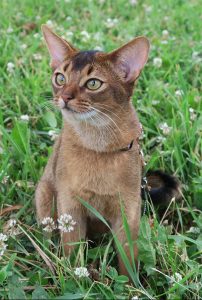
[35, 25, 150, 277]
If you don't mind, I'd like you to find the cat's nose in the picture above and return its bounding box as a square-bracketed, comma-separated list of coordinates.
[62, 93, 74, 103]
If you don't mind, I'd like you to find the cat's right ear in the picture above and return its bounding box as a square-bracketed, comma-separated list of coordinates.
[41, 25, 77, 69]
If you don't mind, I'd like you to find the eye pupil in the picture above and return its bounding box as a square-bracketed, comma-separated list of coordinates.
[86, 79, 102, 90]
[55, 73, 65, 86]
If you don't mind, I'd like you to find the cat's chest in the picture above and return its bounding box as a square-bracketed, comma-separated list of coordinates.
[56, 144, 137, 195]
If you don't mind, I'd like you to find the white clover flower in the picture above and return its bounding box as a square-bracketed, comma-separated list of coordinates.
[153, 57, 162, 68]
[33, 33, 40, 38]
[41, 217, 56, 232]
[66, 31, 73, 38]
[156, 136, 166, 143]
[66, 16, 72, 22]
[58, 214, 76, 233]
[80, 30, 90, 42]
[152, 100, 160, 105]
[62, 31, 73, 41]
[162, 29, 169, 38]
[7, 27, 13, 33]
[74, 267, 89, 278]
[170, 272, 182, 283]
[8, 219, 17, 227]
[94, 46, 103, 51]
[21, 44, 27, 50]
[175, 90, 184, 98]
[164, 16, 169, 21]
[0, 233, 7, 242]
[7, 219, 19, 236]
[161, 40, 168, 45]
[105, 18, 118, 28]
[189, 108, 197, 121]
[144, 5, 152, 13]
[48, 130, 58, 141]
[186, 226, 200, 234]
[130, 0, 138, 5]
[33, 53, 42, 61]
[159, 122, 172, 135]
[2, 175, 9, 184]
[0, 233, 8, 256]
[7, 62, 15, 74]
[131, 296, 139, 300]
[192, 51, 202, 63]
[20, 114, 29, 121]
[162, 219, 168, 225]
[46, 20, 54, 27]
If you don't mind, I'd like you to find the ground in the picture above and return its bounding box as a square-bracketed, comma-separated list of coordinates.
[0, 0, 201, 299]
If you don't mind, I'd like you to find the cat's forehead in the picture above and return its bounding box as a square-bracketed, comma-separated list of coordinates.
[60, 50, 103, 76]
[71, 50, 100, 71]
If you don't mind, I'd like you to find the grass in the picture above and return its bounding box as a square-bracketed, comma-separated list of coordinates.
[0, 0, 201, 299]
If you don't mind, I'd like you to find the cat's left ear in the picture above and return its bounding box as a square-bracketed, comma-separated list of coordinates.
[108, 37, 150, 82]
[41, 25, 77, 69]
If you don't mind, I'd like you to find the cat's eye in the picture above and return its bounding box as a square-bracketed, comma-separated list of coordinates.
[86, 79, 102, 90]
[55, 73, 66, 86]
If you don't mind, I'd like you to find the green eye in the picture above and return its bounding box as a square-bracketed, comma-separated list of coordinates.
[86, 79, 102, 90]
[55, 73, 66, 86]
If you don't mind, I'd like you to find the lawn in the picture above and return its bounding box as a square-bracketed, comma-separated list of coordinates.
[0, 0, 201, 299]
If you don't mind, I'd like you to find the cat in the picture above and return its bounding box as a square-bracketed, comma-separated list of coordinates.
[35, 25, 180, 277]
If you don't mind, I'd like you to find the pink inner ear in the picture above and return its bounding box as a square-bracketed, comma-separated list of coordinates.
[122, 47, 148, 82]
[112, 38, 150, 82]
[42, 25, 76, 69]
[48, 44, 69, 68]
[46, 38, 70, 68]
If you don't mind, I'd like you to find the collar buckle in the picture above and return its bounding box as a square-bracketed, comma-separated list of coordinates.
[120, 140, 134, 152]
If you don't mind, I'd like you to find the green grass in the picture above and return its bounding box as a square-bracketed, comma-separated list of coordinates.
[0, 0, 201, 299]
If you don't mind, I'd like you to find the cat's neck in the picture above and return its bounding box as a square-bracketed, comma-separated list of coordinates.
[62, 103, 142, 153]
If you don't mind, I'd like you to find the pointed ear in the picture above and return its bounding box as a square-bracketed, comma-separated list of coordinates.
[108, 37, 150, 82]
[41, 25, 77, 69]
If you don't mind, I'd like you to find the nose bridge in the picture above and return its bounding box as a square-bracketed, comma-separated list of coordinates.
[62, 83, 78, 101]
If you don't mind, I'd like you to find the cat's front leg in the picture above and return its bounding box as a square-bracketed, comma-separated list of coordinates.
[35, 179, 55, 224]
[35, 137, 61, 224]
[57, 190, 87, 256]
[111, 197, 141, 278]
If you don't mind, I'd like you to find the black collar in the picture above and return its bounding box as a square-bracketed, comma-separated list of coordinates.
[119, 140, 134, 152]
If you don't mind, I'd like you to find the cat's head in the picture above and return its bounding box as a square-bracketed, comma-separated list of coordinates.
[42, 25, 149, 125]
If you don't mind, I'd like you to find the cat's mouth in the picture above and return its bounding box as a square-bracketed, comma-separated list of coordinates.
[58, 98, 97, 121]
[63, 105, 79, 114]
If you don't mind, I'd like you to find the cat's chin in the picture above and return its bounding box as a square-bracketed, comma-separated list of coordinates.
[61, 108, 97, 123]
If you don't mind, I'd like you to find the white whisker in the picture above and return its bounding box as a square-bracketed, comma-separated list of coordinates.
[94, 103, 122, 120]
[90, 106, 122, 136]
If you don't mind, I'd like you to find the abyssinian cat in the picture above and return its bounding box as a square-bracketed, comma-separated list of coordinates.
[35, 25, 180, 276]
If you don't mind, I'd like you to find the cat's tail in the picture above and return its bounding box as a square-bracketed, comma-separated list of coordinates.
[142, 170, 181, 205]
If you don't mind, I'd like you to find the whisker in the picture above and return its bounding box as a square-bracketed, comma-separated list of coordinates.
[89, 108, 120, 145]
[39, 101, 57, 112]
[95, 102, 125, 113]
[94, 103, 122, 120]
[90, 106, 122, 136]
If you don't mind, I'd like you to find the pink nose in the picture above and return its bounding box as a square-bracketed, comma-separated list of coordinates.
[62, 93, 74, 103]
